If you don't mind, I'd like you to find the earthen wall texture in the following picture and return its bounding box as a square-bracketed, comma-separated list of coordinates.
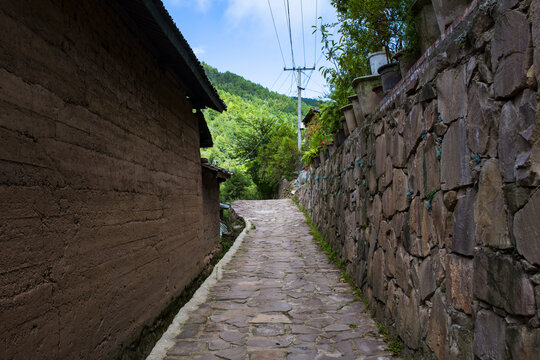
[0, 1, 219, 359]
[202, 168, 221, 252]
[298, 0, 540, 358]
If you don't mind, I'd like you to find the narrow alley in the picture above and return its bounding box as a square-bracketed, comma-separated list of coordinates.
[149, 200, 394, 360]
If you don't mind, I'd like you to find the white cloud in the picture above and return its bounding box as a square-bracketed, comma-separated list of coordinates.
[193, 46, 206, 56]
[164, 0, 213, 13]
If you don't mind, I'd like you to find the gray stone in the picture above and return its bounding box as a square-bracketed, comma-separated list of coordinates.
[505, 326, 540, 360]
[405, 197, 431, 257]
[494, 52, 532, 99]
[441, 119, 472, 190]
[491, 10, 530, 70]
[473, 310, 506, 360]
[426, 290, 448, 358]
[446, 254, 473, 314]
[514, 188, 540, 265]
[372, 248, 386, 301]
[382, 186, 395, 219]
[467, 81, 498, 156]
[413, 257, 436, 301]
[534, 0, 540, 84]
[404, 103, 424, 157]
[452, 188, 476, 256]
[396, 291, 421, 349]
[492, 10, 531, 98]
[504, 184, 531, 214]
[437, 65, 468, 124]
[395, 245, 411, 293]
[375, 135, 386, 178]
[431, 191, 447, 248]
[443, 191, 457, 211]
[474, 159, 511, 249]
[498, 99, 533, 182]
[474, 250, 536, 316]
[392, 169, 409, 212]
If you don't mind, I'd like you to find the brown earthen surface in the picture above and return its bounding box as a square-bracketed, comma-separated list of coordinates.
[0, 1, 219, 359]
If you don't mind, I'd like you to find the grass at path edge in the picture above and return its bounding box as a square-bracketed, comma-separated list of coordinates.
[291, 197, 403, 358]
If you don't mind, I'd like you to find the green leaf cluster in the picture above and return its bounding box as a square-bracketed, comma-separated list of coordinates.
[314, 0, 417, 137]
[201, 64, 319, 202]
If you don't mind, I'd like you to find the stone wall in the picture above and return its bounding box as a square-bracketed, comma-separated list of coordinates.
[0, 1, 219, 359]
[297, 0, 540, 358]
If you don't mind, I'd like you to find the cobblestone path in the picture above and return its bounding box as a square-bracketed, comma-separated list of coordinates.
[160, 199, 394, 360]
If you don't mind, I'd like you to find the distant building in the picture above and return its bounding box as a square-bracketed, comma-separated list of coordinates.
[0, 1, 229, 358]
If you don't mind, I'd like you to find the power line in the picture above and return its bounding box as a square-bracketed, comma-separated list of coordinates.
[314, 0, 318, 67]
[285, 0, 295, 67]
[270, 70, 284, 91]
[267, 0, 287, 68]
[301, 0, 306, 67]
[276, 71, 292, 93]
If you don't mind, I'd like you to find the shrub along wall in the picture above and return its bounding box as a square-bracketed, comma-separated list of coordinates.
[297, 0, 540, 358]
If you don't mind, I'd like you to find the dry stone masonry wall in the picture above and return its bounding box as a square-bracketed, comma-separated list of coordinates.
[297, 0, 540, 358]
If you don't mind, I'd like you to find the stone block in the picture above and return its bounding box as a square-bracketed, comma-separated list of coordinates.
[396, 291, 421, 349]
[368, 166, 377, 194]
[441, 119, 472, 190]
[474, 159, 511, 249]
[448, 323, 474, 360]
[436, 65, 468, 124]
[467, 81, 499, 157]
[498, 94, 536, 182]
[491, 9, 529, 68]
[446, 254, 473, 314]
[494, 52, 532, 99]
[474, 250, 536, 316]
[395, 245, 411, 293]
[382, 186, 395, 219]
[412, 257, 436, 302]
[375, 135, 386, 178]
[504, 184, 531, 214]
[383, 155, 393, 188]
[491, 10, 531, 98]
[452, 188, 476, 256]
[473, 310, 506, 360]
[404, 103, 424, 157]
[390, 131, 407, 168]
[372, 248, 386, 301]
[409, 136, 440, 199]
[392, 169, 409, 212]
[534, 0, 540, 84]
[513, 188, 540, 265]
[405, 197, 430, 257]
[426, 290, 448, 359]
[505, 326, 540, 360]
[431, 191, 447, 248]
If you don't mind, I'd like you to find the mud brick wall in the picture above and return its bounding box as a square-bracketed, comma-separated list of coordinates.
[297, 0, 540, 358]
[202, 167, 221, 255]
[0, 1, 220, 359]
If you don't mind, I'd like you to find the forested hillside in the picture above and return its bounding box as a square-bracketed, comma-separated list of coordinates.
[201, 64, 319, 202]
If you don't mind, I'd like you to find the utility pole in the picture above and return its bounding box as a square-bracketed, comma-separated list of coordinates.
[284, 66, 315, 177]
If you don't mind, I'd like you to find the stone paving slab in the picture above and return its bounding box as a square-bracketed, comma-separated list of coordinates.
[156, 199, 395, 360]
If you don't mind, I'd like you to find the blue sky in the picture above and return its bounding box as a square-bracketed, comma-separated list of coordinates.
[162, 0, 337, 99]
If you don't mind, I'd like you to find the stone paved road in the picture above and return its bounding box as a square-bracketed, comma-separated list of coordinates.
[163, 199, 394, 360]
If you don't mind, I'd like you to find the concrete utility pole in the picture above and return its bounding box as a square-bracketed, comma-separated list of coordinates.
[284, 66, 315, 155]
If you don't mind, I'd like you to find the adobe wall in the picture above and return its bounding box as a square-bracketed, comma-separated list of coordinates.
[202, 167, 221, 251]
[0, 1, 219, 359]
[297, 0, 540, 358]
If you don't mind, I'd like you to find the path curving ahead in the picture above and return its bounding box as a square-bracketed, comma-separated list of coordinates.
[159, 199, 394, 360]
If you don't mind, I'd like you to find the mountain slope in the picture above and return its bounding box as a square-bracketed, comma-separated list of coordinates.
[201, 64, 317, 200]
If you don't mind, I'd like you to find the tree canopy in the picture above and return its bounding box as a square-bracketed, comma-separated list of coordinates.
[201, 64, 319, 202]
